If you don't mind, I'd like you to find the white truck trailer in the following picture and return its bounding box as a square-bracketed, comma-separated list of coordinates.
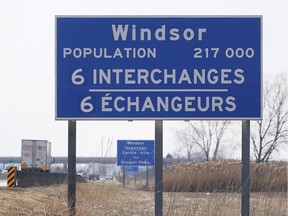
[21, 139, 52, 172]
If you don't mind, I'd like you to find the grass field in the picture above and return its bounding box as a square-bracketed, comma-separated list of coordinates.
[0, 181, 287, 216]
[163, 160, 287, 192]
[0, 160, 286, 215]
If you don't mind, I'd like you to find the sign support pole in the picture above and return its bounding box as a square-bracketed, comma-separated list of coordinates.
[146, 166, 149, 189]
[122, 166, 126, 187]
[242, 120, 250, 216]
[134, 172, 137, 186]
[68, 120, 77, 216]
[155, 120, 163, 216]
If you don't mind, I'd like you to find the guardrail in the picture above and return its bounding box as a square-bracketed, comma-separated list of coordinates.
[17, 171, 85, 187]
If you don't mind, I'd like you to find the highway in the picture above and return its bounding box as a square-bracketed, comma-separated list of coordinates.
[0, 180, 6, 187]
[0, 157, 179, 165]
[0, 157, 117, 164]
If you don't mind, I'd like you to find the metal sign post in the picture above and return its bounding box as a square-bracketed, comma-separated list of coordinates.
[155, 120, 163, 216]
[242, 120, 250, 216]
[68, 120, 77, 216]
[146, 166, 149, 189]
[122, 166, 126, 187]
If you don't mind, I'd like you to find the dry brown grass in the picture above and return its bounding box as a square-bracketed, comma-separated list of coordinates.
[0, 161, 287, 215]
[0, 181, 155, 216]
[163, 160, 287, 192]
[0, 180, 287, 215]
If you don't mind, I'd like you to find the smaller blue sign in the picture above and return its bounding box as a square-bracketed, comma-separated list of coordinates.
[125, 166, 140, 173]
[117, 140, 154, 166]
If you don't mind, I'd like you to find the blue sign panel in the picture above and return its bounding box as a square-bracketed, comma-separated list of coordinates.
[117, 140, 154, 166]
[56, 16, 262, 120]
[125, 166, 140, 173]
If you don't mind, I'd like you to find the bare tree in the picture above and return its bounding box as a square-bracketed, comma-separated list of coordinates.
[175, 129, 194, 161]
[189, 121, 213, 161]
[188, 121, 230, 161]
[212, 121, 230, 160]
[251, 74, 288, 163]
[176, 121, 230, 161]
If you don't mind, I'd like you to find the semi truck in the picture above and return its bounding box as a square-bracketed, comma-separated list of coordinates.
[21, 139, 53, 172]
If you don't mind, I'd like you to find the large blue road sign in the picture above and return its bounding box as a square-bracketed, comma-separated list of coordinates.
[117, 140, 154, 166]
[56, 16, 262, 120]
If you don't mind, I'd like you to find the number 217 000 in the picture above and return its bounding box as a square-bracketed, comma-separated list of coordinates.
[193, 48, 255, 59]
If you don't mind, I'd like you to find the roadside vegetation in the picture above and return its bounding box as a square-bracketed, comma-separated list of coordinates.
[0, 160, 286, 216]
[163, 160, 287, 192]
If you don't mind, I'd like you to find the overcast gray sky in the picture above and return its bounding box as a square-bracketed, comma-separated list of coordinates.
[0, 0, 287, 159]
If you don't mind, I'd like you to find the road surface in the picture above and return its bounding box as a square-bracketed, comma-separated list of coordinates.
[0, 180, 7, 187]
